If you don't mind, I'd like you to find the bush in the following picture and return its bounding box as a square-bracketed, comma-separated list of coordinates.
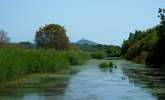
[64, 51, 91, 65]
[99, 61, 113, 68]
[109, 61, 113, 67]
[124, 42, 140, 60]
[92, 51, 106, 59]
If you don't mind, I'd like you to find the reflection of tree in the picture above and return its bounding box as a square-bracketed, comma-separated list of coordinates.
[0, 76, 70, 99]
[122, 62, 165, 100]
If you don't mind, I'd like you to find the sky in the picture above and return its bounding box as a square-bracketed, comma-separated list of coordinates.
[0, 0, 165, 45]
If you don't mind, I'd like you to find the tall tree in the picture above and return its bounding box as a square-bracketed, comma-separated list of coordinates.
[0, 30, 10, 47]
[35, 24, 69, 50]
[146, 8, 165, 67]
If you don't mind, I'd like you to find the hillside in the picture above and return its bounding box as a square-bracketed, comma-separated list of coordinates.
[75, 39, 98, 45]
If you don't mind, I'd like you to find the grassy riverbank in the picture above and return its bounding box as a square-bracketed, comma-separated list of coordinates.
[0, 46, 91, 83]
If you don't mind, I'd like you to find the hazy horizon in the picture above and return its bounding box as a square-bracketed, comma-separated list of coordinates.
[0, 0, 165, 45]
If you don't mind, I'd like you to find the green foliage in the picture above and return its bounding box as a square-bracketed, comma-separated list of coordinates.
[64, 51, 91, 65]
[99, 61, 113, 68]
[91, 51, 106, 59]
[124, 42, 140, 60]
[134, 51, 148, 63]
[122, 9, 165, 67]
[0, 46, 90, 82]
[75, 44, 121, 57]
[107, 45, 121, 57]
[121, 27, 158, 63]
[146, 8, 165, 68]
[35, 24, 69, 50]
[109, 61, 113, 67]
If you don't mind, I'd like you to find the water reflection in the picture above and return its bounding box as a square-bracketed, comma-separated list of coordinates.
[121, 60, 165, 100]
[64, 60, 156, 100]
[99, 66, 114, 73]
[0, 75, 71, 100]
[0, 59, 163, 100]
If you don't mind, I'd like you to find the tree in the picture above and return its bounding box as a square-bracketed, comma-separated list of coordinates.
[0, 30, 10, 47]
[146, 8, 165, 67]
[124, 42, 140, 60]
[35, 24, 69, 50]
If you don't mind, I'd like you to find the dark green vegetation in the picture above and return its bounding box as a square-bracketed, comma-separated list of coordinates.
[0, 24, 90, 83]
[122, 8, 165, 68]
[35, 24, 69, 50]
[146, 9, 165, 68]
[91, 51, 106, 59]
[99, 61, 113, 68]
[122, 28, 158, 63]
[0, 47, 90, 82]
[0, 23, 121, 83]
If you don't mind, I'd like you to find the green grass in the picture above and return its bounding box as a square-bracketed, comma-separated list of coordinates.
[64, 51, 91, 65]
[0, 46, 91, 82]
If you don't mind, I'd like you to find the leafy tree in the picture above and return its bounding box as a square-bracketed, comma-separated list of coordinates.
[146, 8, 165, 67]
[121, 27, 158, 63]
[124, 42, 140, 60]
[121, 40, 130, 55]
[0, 30, 10, 47]
[35, 24, 69, 50]
[107, 46, 121, 57]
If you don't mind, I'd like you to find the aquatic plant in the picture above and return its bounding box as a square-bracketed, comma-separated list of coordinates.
[0, 46, 90, 82]
[99, 61, 114, 68]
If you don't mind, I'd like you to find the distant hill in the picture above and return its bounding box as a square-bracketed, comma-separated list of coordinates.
[73, 39, 121, 57]
[75, 39, 98, 45]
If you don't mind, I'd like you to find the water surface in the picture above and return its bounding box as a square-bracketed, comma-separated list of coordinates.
[0, 59, 165, 100]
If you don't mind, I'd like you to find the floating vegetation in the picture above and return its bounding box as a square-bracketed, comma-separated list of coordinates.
[99, 61, 114, 68]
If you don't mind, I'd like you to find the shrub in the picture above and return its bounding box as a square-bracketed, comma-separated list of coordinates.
[99, 61, 113, 68]
[92, 51, 106, 59]
[65, 51, 83, 65]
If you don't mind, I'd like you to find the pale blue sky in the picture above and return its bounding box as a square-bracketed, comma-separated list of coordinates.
[0, 0, 165, 45]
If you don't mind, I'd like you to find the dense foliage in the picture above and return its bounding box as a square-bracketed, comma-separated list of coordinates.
[75, 44, 121, 58]
[91, 51, 106, 59]
[0, 46, 90, 82]
[146, 9, 165, 68]
[35, 24, 69, 50]
[0, 23, 91, 83]
[99, 61, 113, 68]
[122, 8, 165, 67]
[122, 28, 158, 63]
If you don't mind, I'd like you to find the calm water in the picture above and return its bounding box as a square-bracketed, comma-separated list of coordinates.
[0, 59, 165, 100]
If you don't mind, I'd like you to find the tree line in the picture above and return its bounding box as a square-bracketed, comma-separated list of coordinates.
[122, 8, 165, 68]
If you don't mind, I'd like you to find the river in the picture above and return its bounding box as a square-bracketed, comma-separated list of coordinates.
[0, 59, 165, 100]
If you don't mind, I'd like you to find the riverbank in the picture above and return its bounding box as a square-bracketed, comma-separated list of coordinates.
[0, 46, 91, 83]
[0, 59, 92, 100]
